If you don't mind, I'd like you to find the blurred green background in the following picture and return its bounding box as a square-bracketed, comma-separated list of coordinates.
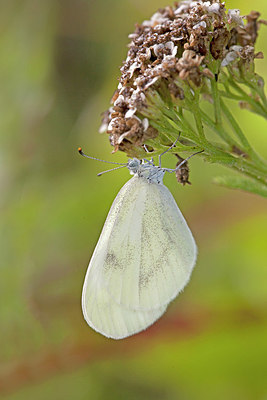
[0, 1, 266, 399]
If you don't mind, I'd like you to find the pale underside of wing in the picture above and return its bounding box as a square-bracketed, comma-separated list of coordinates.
[82, 265, 166, 339]
[83, 176, 197, 319]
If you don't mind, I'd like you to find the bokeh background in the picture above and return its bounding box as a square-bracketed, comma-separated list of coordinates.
[0, 1, 267, 399]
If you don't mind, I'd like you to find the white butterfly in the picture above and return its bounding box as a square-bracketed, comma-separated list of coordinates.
[79, 144, 200, 339]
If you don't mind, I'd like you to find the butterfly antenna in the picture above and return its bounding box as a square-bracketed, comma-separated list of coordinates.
[97, 165, 127, 176]
[78, 147, 126, 165]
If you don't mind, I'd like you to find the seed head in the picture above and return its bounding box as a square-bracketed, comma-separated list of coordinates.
[100, 1, 265, 157]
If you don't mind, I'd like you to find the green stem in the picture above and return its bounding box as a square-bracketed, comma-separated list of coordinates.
[210, 78, 222, 126]
[241, 74, 267, 111]
[199, 109, 239, 147]
[220, 100, 267, 170]
[163, 109, 199, 142]
[199, 143, 267, 185]
[219, 90, 243, 101]
[175, 112, 205, 144]
[226, 79, 267, 119]
[182, 85, 206, 139]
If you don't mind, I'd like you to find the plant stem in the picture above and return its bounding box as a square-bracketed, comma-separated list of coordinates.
[210, 78, 222, 126]
[226, 78, 267, 119]
[199, 109, 239, 147]
[182, 85, 206, 139]
[220, 100, 267, 171]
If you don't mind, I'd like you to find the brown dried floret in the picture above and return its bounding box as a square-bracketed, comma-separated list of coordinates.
[175, 154, 191, 185]
[242, 11, 261, 45]
[239, 45, 257, 63]
[118, 118, 145, 144]
[99, 109, 111, 134]
[210, 28, 231, 60]
[109, 117, 158, 155]
[168, 82, 184, 99]
[176, 50, 204, 86]
[109, 116, 126, 135]
[144, 125, 158, 141]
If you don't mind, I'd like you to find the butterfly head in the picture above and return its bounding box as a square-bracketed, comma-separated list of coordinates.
[127, 158, 142, 175]
[127, 158, 165, 184]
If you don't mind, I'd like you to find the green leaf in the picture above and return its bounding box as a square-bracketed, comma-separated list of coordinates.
[213, 175, 267, 198]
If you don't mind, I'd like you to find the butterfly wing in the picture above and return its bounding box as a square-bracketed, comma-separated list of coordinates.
[94, 176, 197, 311]
[82, 175, 197, 337]
[82, 261, 166, 339]
[82, 177, 167, 338]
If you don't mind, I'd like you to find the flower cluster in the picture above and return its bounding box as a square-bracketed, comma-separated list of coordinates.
[100, 0, 265, 157]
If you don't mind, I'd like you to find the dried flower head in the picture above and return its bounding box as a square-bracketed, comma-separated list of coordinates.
[100, 1, 265, 159]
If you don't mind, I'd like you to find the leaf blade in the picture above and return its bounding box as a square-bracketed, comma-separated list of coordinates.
[213, 175, 267, 198]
